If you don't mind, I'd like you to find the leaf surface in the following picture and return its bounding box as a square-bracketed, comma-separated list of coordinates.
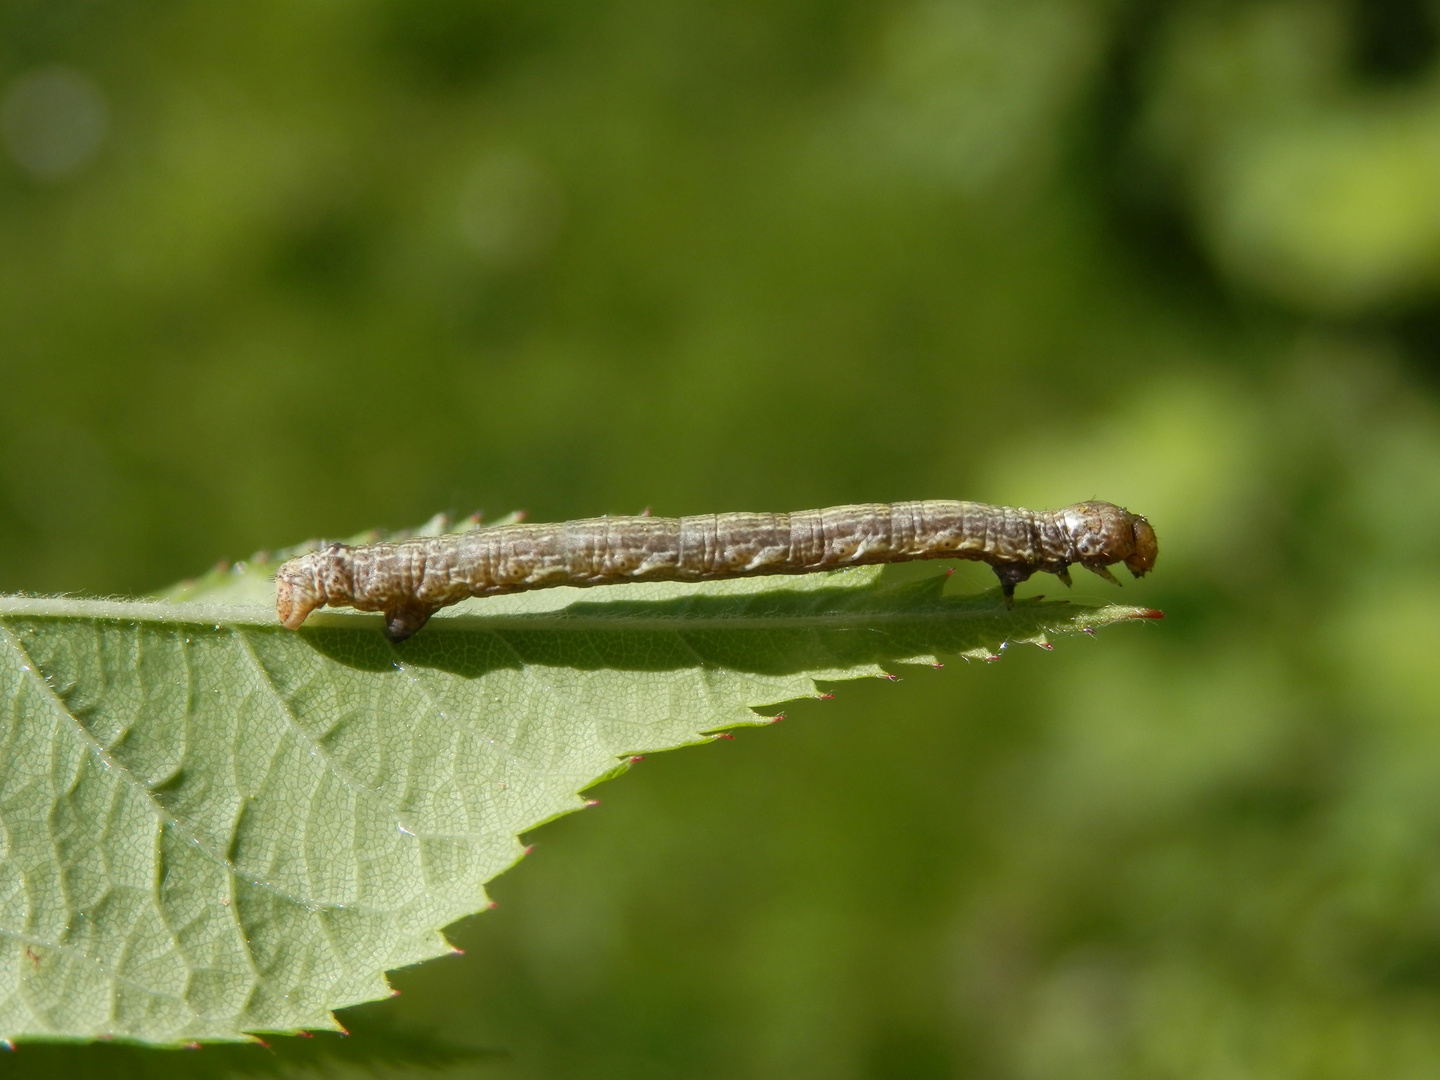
[0, 520, 1159, 1043]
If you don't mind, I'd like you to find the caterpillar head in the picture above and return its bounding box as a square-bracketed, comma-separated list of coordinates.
[1062, 501, 1158, 578]
[1124, 512, 1158, 577]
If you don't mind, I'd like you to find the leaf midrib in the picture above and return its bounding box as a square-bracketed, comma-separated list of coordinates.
[0, 595, 1126, 633]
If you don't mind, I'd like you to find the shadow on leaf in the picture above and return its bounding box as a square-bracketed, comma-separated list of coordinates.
[298, 576, 1101, 678]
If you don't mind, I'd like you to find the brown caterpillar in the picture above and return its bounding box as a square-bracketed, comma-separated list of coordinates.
[275, 500, 1157, 642]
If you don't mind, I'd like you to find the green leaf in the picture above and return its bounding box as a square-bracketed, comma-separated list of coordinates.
[0, 519, 1159, 1044]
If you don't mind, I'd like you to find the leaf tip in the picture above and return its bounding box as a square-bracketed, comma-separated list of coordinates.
[1073, 603, 1166, 632]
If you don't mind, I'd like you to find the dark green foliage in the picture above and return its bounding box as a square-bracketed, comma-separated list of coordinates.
[376, 0, 569, 87]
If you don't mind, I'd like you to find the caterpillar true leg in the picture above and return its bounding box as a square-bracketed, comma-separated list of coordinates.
[1085, 564, 1122, 586]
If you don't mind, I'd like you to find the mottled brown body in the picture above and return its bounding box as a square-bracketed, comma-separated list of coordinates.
[275, 500, 1157, 641]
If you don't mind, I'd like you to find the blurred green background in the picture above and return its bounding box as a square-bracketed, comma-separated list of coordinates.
[6, 0, 1440, 1076]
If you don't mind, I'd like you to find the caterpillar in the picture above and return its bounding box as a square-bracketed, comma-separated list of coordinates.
[275, 500, 1157, 642]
